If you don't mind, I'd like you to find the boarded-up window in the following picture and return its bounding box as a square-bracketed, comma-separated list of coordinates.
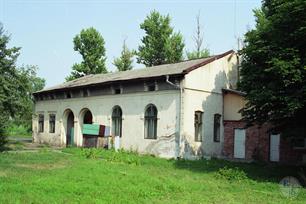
[194, 111, 203, 142]
[214, 114, 221, 142]
[144, 104, 157, 139]
[112, 106, 122, 137]
[49, 114, 56, 133]
[38, 114, 44, 133]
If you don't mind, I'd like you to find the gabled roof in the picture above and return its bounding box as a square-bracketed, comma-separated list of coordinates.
[35, 50, 234, 94]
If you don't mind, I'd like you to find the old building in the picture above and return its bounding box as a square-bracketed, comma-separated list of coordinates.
[223, 89, 306, 164]
[33, 50, 238, 159]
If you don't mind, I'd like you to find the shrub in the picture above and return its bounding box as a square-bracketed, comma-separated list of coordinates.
[106, 149, 141, 166]
[5, 123, 31, 137]
[215, 166, 248, 182]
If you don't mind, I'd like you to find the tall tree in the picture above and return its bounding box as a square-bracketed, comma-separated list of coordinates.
[0, 24, 45, 149]
[66, 27, 107, 81]
[113, 39, 134, 71]
[239, 0, 306, 138]
[137, 10, 185, 67]
[16, 65, 45, 130]
[186, 12, 210, 60]
[0, 24, 21, 148]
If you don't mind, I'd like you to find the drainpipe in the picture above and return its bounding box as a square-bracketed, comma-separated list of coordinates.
[165, 75, 183, 158]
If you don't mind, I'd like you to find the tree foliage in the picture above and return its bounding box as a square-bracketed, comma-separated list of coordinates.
[15, 65, 45, 129]
[239, 0, 306, 138]
[186, 49, 210, 60]
[0, 24, 45, 148]
[113, 39, 134, 71]
[186, 12, 210, 60]
[137, 10, 185, 67]
[0, 25, 21, 147]
[66, 27, 107, 81]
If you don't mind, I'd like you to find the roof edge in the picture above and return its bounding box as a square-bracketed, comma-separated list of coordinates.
[33, 74, 184, 95]
[222, 88, 246, 96]
[182, 50, 235, 74]
[34, 50, 235, 95]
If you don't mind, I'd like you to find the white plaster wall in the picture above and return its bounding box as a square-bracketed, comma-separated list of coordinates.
[223, 93, 246, 121]
[33, 90, 180, 158]
[182, 53, 238, 158]
[33, 52, 238, 159]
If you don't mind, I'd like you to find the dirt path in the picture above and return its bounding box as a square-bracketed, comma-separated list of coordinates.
[8, 136, 32, 142]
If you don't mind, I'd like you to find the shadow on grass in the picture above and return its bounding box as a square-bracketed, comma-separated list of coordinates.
[58, 147, 306, 185]
[173, 158, 305, 184]
[0, 140, 27, 152]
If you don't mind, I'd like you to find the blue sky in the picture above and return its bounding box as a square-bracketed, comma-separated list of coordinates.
[1, 0, 261, 87]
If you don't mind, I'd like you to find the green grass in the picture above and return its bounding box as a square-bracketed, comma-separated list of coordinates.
[5, 123, 32, 137]
[0, 148, 305, 204]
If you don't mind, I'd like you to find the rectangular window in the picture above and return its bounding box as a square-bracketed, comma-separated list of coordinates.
[66, 92, 72, 98]
[194, 111, 203, 142]
[83, 89, 89, 97]
[148, 85, 155, 91]
[145, 118, 157, 139]
[145, 82, 157, 92]
[213, 114, 221, 142]
[292, 138, 306, 149]
[49, 114, 56, 133]
[38, 114, 44, 133]
[114, 88, 121, 94]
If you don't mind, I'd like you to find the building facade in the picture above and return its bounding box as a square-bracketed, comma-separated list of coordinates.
[33, 50, 238, 159]
[222, 89, 306, 164]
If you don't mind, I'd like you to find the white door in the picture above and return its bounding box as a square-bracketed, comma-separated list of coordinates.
[270, 134, 280, 162]
[234, 129, 246, 159]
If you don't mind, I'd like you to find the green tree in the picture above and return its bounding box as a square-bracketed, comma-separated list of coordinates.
[15, 65, 45, 130]
[186, 49, 210, 60]
[0, 24, 45, 148]
[113, 39, 134, 71]
[137, 10, 185, 67]
[0, 24, 21, 147]
[186, 12, 210, 60]
[239, 0, 306, 138]
[66, 27, 107, 81]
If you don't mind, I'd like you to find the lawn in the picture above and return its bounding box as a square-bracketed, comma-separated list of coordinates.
[0, 148, 305, 204]
[5, 123, 32, 138]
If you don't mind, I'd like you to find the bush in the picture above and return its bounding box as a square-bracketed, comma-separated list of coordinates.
[5, 123, 31, 137]
[215, 166, 248, 182]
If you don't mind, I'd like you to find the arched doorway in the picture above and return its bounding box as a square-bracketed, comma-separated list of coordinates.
[83, 110, 93, 124]
[79, 108, 95, 147]
[63, 109, 75, 146]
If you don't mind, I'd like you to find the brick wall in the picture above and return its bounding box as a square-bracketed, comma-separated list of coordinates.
[223, 120, 306, 163]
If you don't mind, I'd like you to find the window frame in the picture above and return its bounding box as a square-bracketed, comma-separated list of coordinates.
[213, 113, 221, 142]
[144, 104, 158, 139]
[49, 114, 56, 133]
[292, 137, 306, 149]
[194, 111, 203, 142]
[38, 114, 44, 133]
[112, 106, 122, 137]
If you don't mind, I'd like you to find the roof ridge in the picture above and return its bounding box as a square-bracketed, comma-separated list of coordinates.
[34, 50, 235, 94]
[66, 50, 234, 81]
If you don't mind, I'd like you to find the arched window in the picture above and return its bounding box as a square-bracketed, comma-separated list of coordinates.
[112, 106, 122, 137]
[144, 104, 157, 139]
